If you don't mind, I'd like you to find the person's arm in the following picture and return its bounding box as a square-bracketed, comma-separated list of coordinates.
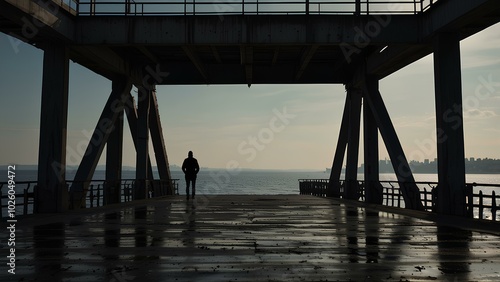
[194, 160, 200, 174]
[182, 159, 187, 173]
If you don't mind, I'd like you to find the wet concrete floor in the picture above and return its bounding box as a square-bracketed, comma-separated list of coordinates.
[1, 195, 500, 281]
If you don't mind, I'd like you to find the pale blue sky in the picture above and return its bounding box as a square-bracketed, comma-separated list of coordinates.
[1, 23, 500, 170]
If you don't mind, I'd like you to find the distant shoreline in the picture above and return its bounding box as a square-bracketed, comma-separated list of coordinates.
[1, 167, 499, 175]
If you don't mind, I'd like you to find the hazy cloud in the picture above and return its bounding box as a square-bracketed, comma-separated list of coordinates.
[464, 109, 497, 119]
[393, 114, 434, 128]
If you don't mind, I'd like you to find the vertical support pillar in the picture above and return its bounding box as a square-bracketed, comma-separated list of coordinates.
[124, 93, 155, 184]
[125, 0, 131, 15]
[328, 96, 349, 198]
[355, 0, 361, 15]
[433, 32, 466, 216]
[344, 86, 362, 200]
[363, 78, 382, 204]
[135, 87, 151, 200]
[36, 43, 69, 213]
[105, 108, 124, 205]
[90, 0, 95, 15]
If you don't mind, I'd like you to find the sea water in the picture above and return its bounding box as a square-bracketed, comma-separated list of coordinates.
[1, 169, 499, 218]
[1, 169, 500, 195]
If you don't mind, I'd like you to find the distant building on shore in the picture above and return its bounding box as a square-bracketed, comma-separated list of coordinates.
[356, 158, 500, 174]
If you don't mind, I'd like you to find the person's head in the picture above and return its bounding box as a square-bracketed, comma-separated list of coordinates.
[188, 151, 193, 158]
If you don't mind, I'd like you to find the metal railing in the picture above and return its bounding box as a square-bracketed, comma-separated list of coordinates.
[299, 179, 500, 221]
[0, 178, 179, 218]
[0, 181, 36, 218]
[75, 0, 441, 16]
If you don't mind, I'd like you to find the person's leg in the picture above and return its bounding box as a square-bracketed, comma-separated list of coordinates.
[185, 177, 190, 200]
[192, 179, 196, 199]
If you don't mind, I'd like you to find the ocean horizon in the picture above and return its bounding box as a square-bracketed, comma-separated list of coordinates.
[2, 169, 500, 195]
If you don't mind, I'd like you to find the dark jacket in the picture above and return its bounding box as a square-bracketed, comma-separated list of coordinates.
[182, 157, 200, 179]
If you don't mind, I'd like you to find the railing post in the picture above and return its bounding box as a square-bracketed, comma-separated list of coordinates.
[0, 184, 3, 218]
[355, 0, 361, 15]
[391, 185, 395, 207]
[397, 186, 401, 208]
[478, 191, 484, 219]
[124, 184, 128, 202]
[423, 188, 428, 210]
[90, 0, 95, 16]
[89, 184, 93, 208]
[466, 184, 474, 218]
[491, 191, 497, 221]
[125, 0, 130, 15]
[381, 187, 385, 206]
[23, 188, 29, 215]
[97, 184, 101, 207]
[393, 185, 401, 208]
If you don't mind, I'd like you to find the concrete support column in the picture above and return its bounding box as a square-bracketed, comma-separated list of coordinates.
[344, 86, 362, 200]
[135, 87, 151, 200]
[433, 32, 467, 216]
[36, 43, 69, 213]
[105, 108, 124, 205]
[363, 78, 382, 204]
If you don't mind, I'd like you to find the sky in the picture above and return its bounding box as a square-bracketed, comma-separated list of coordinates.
[1, 23, 500, 171]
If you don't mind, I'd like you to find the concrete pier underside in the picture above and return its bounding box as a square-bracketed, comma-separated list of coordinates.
[2, 195, 499, 281]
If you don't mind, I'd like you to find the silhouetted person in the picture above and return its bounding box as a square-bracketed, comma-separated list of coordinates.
[182, 151, 200, 200]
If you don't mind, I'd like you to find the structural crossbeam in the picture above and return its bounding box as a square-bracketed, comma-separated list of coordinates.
[70, 79, 132, 209]
[182, 46, 209, 82]
[295, 45, 319, 81]
[362, 80, 424, 210]
[328, 94, 350, 198]
[149, 91, 174, 195]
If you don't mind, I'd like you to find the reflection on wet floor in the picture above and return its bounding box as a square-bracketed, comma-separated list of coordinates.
[33, 222, 65, 282]
[1, 195, 499, 281]
[437, 226, 472, 281]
